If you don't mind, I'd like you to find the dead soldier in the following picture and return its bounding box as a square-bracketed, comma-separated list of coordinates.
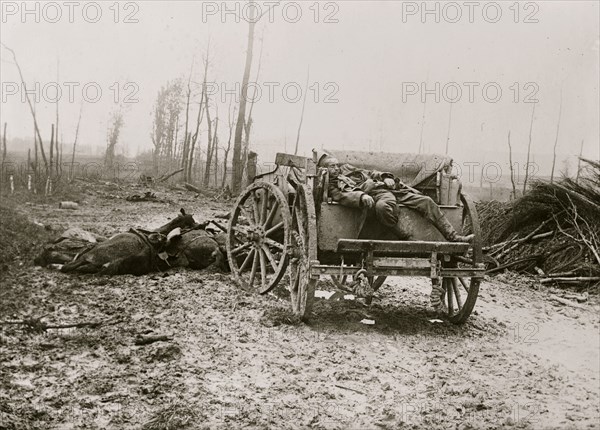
[319, 155, 474, 243]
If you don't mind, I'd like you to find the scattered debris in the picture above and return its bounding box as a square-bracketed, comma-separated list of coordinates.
[0, 316, 120, 333]
[478, 159, 599, 286]
[183, 183, 202, 194]
[550, 294, 587, 309]
[315, 290, 337, 299]
[126, 191, 158, 202]
[334, 384, 367, 395]
[135, 334, 173, 345]
[58, 201, 79, 209]
[157, 168, 184, 183]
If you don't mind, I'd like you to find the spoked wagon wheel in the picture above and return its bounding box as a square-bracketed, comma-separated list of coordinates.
[288, 184, 317, 320]
[438, 194, 482, 324]
[226, 181, 291, 294]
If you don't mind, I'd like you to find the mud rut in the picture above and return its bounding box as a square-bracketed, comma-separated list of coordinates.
[1, 190, 598, 430]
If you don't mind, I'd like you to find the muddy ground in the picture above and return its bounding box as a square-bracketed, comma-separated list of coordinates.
[1, 183, 599, 430]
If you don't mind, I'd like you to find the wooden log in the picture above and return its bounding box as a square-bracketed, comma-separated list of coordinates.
[549, 294, 586, 309]
[541, 277, 600, 284]
[183, 182, 201, 193]
[158, 168, 184, 183]
[134, 334, 172, 345]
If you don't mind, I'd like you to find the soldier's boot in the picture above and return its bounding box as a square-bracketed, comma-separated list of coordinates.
[390, 224, 412, 241]
[435, 217, 474, 243]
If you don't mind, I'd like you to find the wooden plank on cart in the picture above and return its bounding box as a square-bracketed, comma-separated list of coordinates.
[275, 152, 317, 171]
[337, 239, 470, 255]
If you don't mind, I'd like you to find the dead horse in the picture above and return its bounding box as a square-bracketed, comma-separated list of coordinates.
[60, 209, 197, 275]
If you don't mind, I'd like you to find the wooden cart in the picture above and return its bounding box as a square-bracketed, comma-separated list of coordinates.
[226, 150, 485, 324]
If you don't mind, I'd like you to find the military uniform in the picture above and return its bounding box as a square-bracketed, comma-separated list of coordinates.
[327, 164, 460, 240]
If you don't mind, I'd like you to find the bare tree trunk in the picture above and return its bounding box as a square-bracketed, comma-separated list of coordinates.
[507, 131, 516, 200]
[576, 139, 584, 183]
[49, 124, 55, 177]
[203, 95, 213, 187]
[213, 116, 219, 187]
[59, 135, 63, 177]
[1, 122, 6, 166]
[222, 101, 236, 188]
[189, 48, 209, 183]
[550, 91, 562, 183]
[241, 32, 264, 184]
[55, 57, 60, 176]
[231, 4, 256, 194]
[294, 66, 310, 155]
[1, 44, 49, 174]
[1, 122, 6, 186]
[188, 99, 205, 183]
[70, 104, 83, 181]
[33, 102, 38, 193]
[523, 103, 536, 193]
[181, 64, 193, 181]
[172, 114, 179, 173]
[27, 149, 31, 190]
[445, 102, 453, 155]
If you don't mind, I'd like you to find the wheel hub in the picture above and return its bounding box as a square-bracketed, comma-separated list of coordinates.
[246, 225, 265, 245]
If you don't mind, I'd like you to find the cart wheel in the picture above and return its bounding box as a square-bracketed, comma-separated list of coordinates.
[439, 194, 482, 324]
[288, 183, 317, 320]
[226, 181, 291, 294]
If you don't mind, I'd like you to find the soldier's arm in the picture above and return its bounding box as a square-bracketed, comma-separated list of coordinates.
[328, 184, 365, 208]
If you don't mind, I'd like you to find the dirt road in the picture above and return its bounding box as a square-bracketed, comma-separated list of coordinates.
[1, 189, 599, 429]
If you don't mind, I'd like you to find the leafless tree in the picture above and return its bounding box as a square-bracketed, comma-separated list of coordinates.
[1, 122, 6, 166]
[151, 80, 183, 176]
[241, 31, 264, 184]
[187, 47, 210, 183]
[203, 89, 214, 187]
[181, 60, 194, 180]
[222, 100, 236, 188]
[1, 43, 49, 174]
[55, 57, 61, 176]
[49, 124, 55, 177]
[230, 7, 257, 193]
[105, 110, 124, 169]
[550, 90, 563, 183]
[576, 140, 585, 183]
[523, 103, 536, 193]
[213, 115, 220, 186]
[507, 131, 517, 200]
[69, 103, 83, 181]
[445, 102, 453, 155]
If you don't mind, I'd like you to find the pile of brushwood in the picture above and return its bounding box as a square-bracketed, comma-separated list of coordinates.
[477, 158, 599, 287]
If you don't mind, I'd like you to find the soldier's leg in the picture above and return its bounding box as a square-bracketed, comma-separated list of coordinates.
[396, 192, 473, 242]
[395, 192, 444, 224]
[371, 190, 411, 240]
[371, 190, 398, 227]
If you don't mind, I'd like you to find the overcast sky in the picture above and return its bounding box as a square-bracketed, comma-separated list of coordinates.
[1, 1, 598, 176]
